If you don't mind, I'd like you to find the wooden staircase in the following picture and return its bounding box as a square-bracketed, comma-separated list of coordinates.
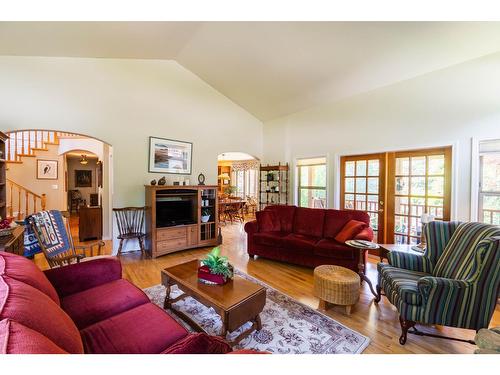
[5, 130, 75, 163]
[6, 178, 46, 220]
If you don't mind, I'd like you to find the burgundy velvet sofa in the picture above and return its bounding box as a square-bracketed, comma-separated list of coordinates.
[0, 251, 232, 354]
[244, 205, 374, 272]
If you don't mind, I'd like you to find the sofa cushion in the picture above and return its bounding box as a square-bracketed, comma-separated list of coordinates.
[314, 239, 357, 260]
[0, 318, 68, 354]
[81, 303, 188, 354]
[61, 279, 150, 329]
[378, 264, 429, 306]
[0, 251, 60, 305]
[256, 210, 281, 232]
[282, 234, 320, 254]
[323, 210, 370, 239]
[265, 205, 296, 232]
[335, 220, 368, 243]
[161, 333, 232, 354]
[293, 207, 326, 238]
[0, 276, 83, 353]
[253, 231, 289, 247]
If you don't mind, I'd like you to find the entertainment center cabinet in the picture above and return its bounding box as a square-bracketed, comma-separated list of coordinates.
[145, 185, 220, 258]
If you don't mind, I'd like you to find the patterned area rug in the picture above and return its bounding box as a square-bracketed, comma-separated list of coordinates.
[144, 270, 370, 354]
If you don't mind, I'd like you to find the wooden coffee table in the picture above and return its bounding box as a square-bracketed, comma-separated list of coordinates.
[161, 260, 266, 345]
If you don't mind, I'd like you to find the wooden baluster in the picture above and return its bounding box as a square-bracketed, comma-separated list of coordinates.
[25, 191, 29, 217]
[14, 133, 17, 161]
[17, 188, 21, 220]
[41, 194, 47, 211]
[8, 182, 13, 217]
[34, 195, 37, 214]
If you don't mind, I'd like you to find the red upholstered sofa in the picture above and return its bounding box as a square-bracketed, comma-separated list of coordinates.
[244, 205, 374, 272]
[0, 251, 232, 354]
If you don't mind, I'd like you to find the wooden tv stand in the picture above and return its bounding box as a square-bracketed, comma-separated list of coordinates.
[145, 185, 220, 258]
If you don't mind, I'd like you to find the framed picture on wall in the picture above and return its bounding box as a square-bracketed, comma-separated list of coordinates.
[148, 136, 192, 174]
[36, 159, 58, 180]
[75, 170, 92, 187]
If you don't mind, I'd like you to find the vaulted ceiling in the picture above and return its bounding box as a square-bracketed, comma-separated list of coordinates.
[2, 21, 500, 121]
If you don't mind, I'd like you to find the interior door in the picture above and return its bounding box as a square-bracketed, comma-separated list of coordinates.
[386, 147, 452, 244]
[340, 153, 386, 243]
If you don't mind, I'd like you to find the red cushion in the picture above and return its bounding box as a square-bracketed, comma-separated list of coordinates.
[282, 234, 320, 254]
[81, 303, 188, 354]
[253, 231, 289, 247]
[61, 279, 150, 329]
[323, 210, 370, 239]
[0, 318, 68, 354]
[265, 205, 296, 232]
[161, 333, 232, 354]
[0, 251, 60, 305]
[334, 220, 368, 243]
[293, 207, 325, 237]
[0, 276, 83, 353]
[314, 239, 357, 260]
[255, 210, 281, 232]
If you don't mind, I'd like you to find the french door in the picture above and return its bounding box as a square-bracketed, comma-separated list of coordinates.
[340, 147, 452, 244]
[340, 153, 386, 243]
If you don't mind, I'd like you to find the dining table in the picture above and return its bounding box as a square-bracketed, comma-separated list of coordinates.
[219, 198, 246, 224]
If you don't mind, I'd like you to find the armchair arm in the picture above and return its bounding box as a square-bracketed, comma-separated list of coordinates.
[388, 251, 433, 273]
[44, 257, 122, 297]
[244, 220, 259, 235]
[354, 227, 374, 241]
[417, 276, 472, 305]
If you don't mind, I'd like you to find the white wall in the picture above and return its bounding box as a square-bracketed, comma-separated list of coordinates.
[0, 56, 263, 251]
[263, 52, 500, 221]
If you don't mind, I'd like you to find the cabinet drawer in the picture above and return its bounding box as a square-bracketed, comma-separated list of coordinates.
[156, 238, 188, 253]
[156, 227, 187, 241]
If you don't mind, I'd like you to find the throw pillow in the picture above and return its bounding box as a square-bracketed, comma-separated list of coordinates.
[335, 220, 368, 243]
[256, 210, 281, 232]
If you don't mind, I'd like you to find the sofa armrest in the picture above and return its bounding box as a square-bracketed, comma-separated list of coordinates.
[417, 276, 471, 305]
[161, 333, 232, 354]
[44, 257, 122, 297]
[244, 220, 259, 235]
[354, 227, 374, 241]
[388, 251, 433, 273]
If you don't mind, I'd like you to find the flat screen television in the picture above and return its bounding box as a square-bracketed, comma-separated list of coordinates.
[156, 198, 196, 227]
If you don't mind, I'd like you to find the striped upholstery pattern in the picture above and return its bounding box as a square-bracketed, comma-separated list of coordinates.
[388, 251, 433, 273]
[377, 264, 429, 305]
[378, 221, 500, 331]
[433, 222, 500, 279]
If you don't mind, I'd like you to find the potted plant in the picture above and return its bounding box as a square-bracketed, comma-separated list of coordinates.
[198, 247, 234, 285]
[223, 185, 237, 196]
[266, 172, 275, 182]
[201, 208, 211, 223]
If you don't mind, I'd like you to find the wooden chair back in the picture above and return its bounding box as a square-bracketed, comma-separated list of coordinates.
[113, 207, 146, 239]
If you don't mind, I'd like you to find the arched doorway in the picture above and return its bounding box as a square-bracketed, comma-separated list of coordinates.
[4, 130, 113, 241]
[217, 152, 260, 222]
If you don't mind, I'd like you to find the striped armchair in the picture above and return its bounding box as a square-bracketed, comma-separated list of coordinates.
[377, 221, 500, 345]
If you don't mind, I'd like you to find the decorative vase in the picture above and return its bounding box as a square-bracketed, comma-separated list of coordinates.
[201, 215, 210, 223]
[197, 264, 233, 285]
[158, 176, 166, 185]
[150, 179, 157, 186]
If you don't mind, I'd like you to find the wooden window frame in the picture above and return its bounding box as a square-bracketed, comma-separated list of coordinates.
[297, 158, 327, 208]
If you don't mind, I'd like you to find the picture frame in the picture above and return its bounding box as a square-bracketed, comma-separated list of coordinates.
[75, 170, 92, 187]
[36, 159, 58, 180]
[148, 136, 192, 174]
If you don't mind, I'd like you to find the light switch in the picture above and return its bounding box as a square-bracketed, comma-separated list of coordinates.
[51, 184, 58, 190]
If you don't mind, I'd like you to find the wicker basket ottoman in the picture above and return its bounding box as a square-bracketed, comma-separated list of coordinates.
[313, 265, 360, 315]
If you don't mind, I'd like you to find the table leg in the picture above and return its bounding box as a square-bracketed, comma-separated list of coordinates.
[358, 249, 378, 298]
[255, 315, 262, 331]
[163, 283, 172, 309]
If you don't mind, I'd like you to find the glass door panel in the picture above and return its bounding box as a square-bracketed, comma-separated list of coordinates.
[341, 154, 386, 243]
[388, 147, 451, 244]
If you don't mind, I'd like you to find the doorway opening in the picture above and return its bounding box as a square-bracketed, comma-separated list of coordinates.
[217, 152, 259, 224]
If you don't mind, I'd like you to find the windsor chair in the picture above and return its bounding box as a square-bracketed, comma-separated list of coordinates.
[113, 207, 147, 256]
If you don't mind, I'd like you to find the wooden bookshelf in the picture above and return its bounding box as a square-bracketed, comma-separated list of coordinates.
[0, 132, 7, 220]
[145, 185, 220, 258]
[259, 163, 289, 210]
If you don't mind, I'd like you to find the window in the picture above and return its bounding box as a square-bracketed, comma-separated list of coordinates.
[231, 166, 258, 199]
[297, 157, 327, 208]
[478, 140, 500, 225]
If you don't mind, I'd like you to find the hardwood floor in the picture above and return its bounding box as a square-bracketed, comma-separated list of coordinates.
[33, 216, 499, 354]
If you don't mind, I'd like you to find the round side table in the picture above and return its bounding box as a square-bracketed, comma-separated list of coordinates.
[313, 265, 360, 315]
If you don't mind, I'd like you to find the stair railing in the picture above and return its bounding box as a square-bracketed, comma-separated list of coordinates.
[4, 130, 76, 162]
[6, 178, 47, 220]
